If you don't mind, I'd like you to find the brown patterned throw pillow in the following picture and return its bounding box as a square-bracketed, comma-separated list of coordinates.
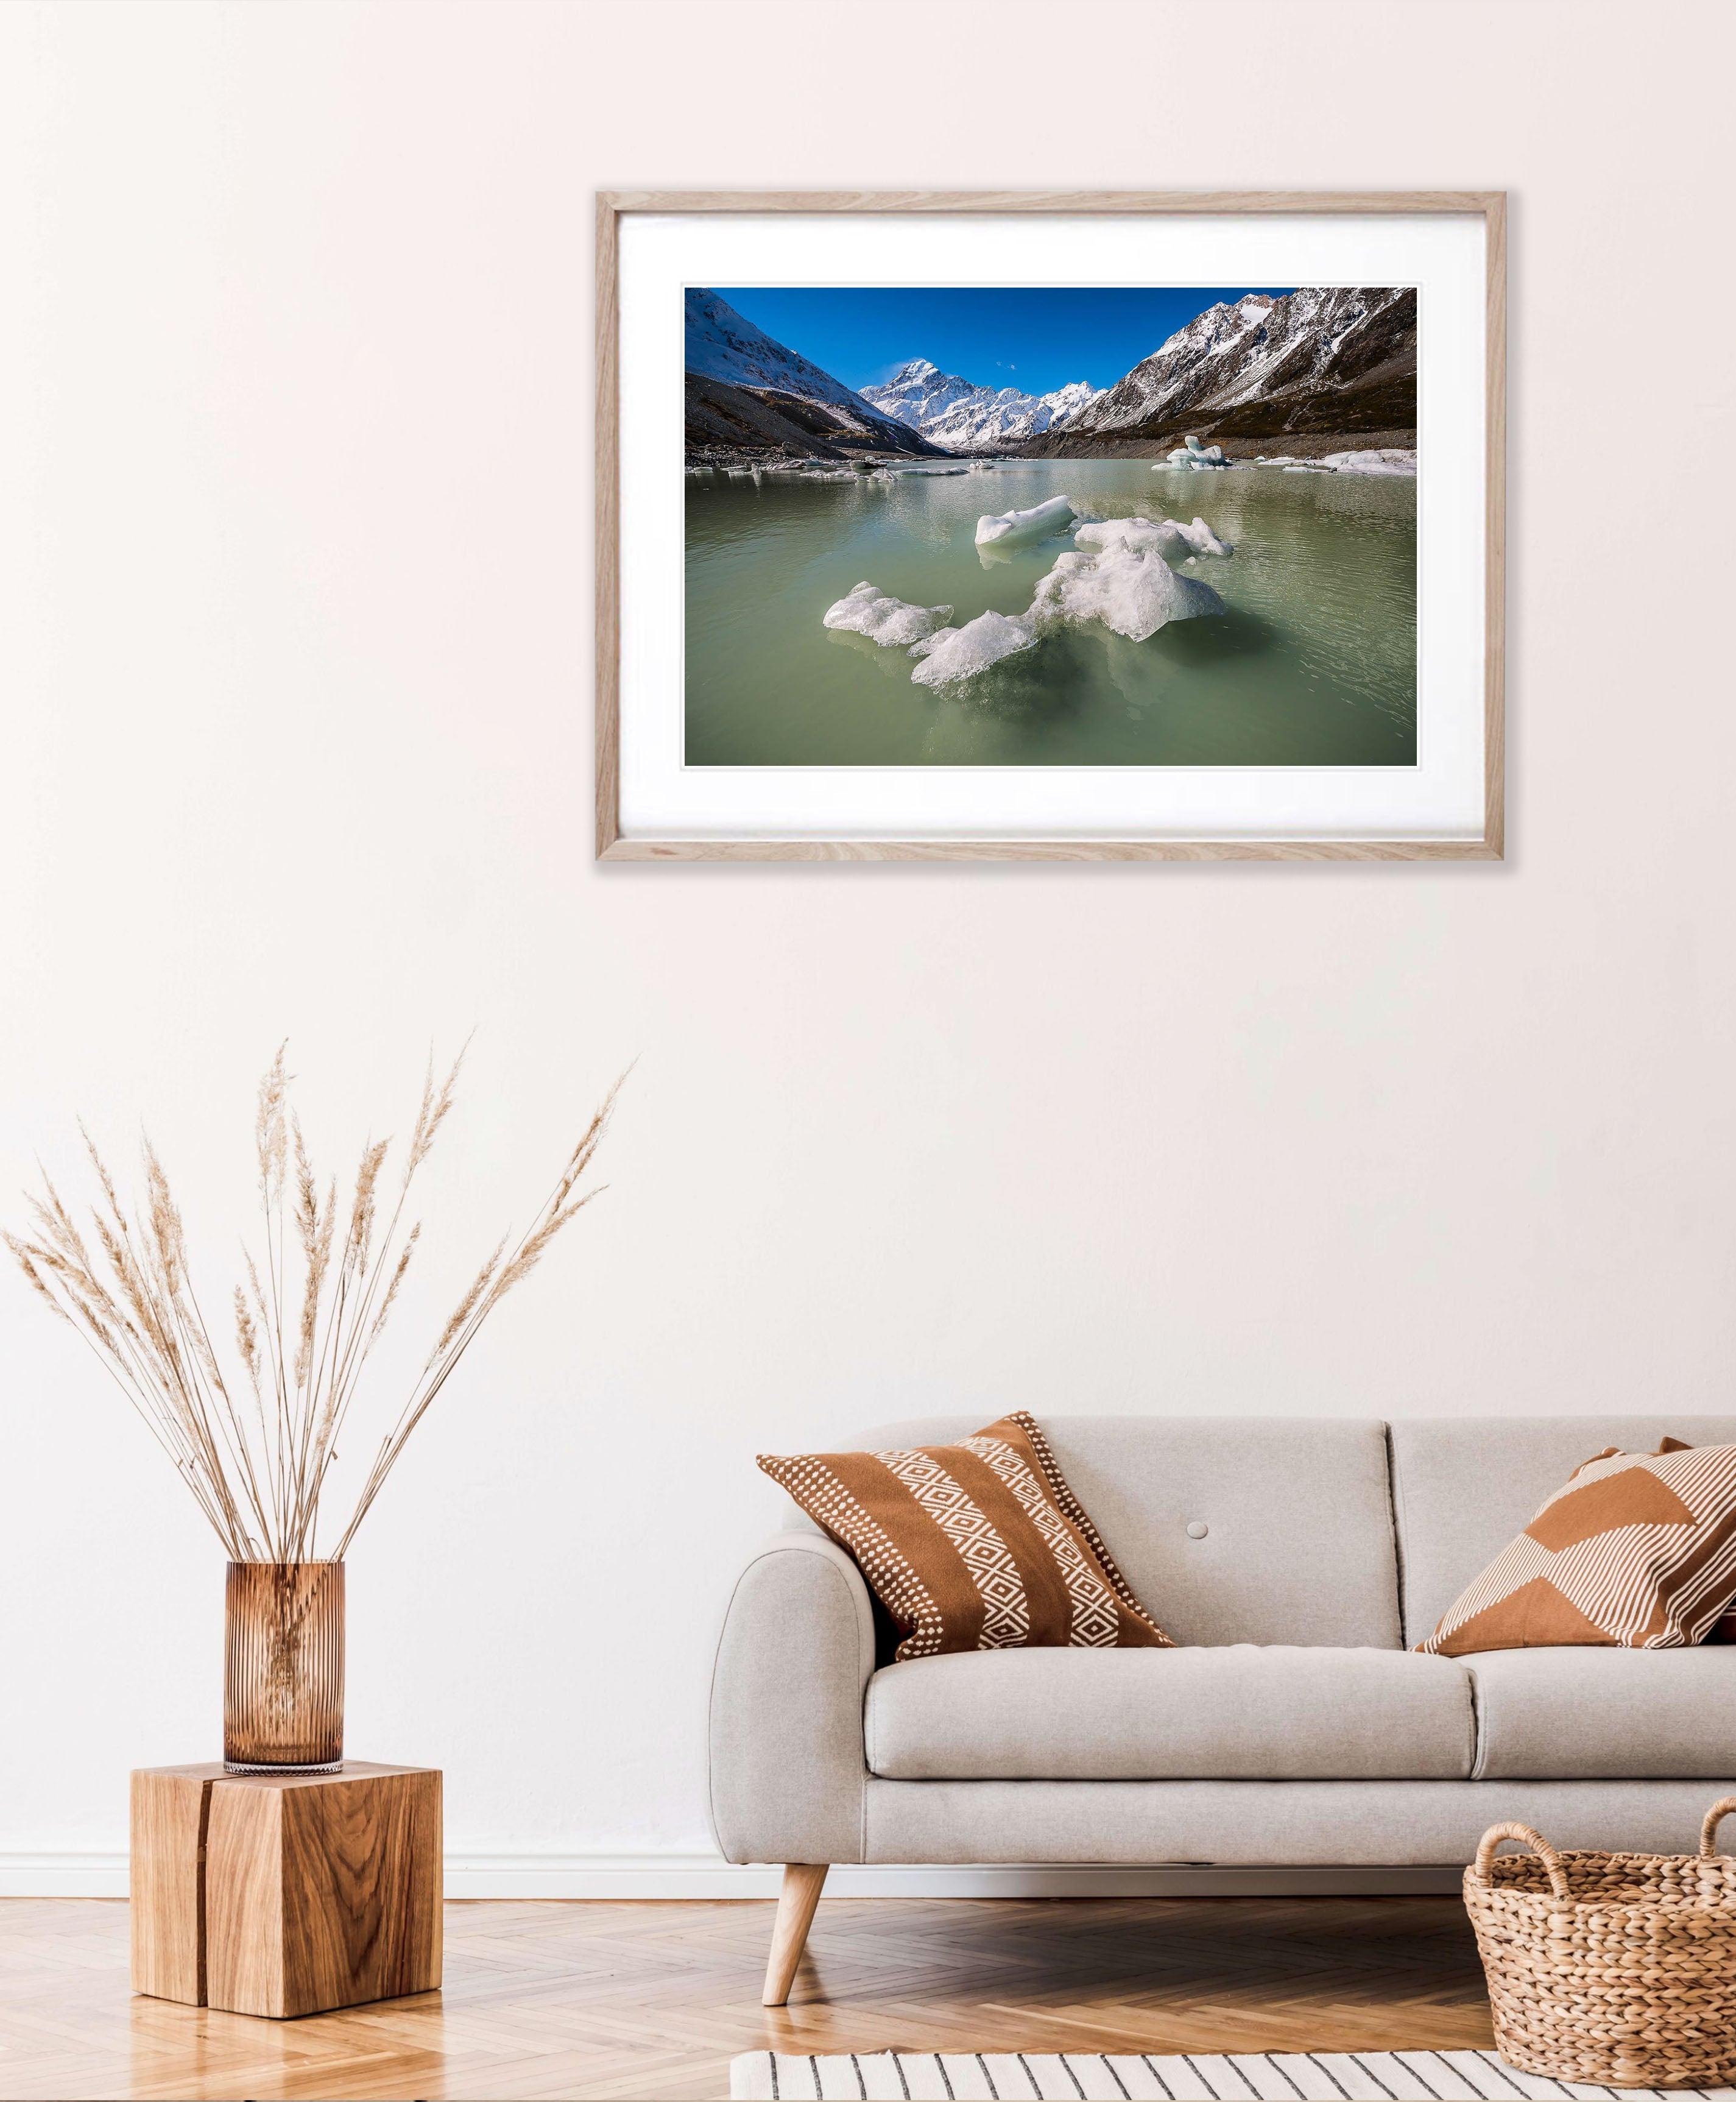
[1643, 1438, 1736, 1643]
[758, 1410, 1172, 1660]
[1417, 1437, 1736, 1655]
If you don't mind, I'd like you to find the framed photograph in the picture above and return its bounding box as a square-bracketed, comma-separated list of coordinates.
[597, 191, 1504, 862]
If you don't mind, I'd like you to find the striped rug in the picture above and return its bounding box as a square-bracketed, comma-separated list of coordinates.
[729, 2049, 1736, 2100]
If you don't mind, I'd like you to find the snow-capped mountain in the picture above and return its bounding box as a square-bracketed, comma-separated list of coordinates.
[1022, 288, 1417, 453]
[684, 290, 939, 457]
[860, 358, 1105, 452]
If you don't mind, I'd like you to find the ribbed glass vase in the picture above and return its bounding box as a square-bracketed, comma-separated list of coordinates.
[224, 1561, 345, 1773]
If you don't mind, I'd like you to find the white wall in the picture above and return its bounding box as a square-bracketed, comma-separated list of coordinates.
[2, 0, 1733, 1895]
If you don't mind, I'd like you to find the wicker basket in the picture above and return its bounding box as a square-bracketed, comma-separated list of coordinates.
[1465, 1797, 1736, 2090]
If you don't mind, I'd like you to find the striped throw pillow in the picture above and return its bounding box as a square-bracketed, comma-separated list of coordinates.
[1647, 1437, 1736, 1643]
[1417, 1436, 1736, 1655]
[758, 1410, 1172, 1660]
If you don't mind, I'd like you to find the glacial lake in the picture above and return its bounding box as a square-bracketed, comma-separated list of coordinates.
[684, 459, 1416, 767]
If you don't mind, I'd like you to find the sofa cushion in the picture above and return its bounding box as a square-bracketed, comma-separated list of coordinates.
[855, 1416, 1403, 1647]
[861, 1777, 1736, 1868]
[1469, 1645, 1736, 1778]
[1389, 1416, 1736, 1647]
[863, 1646, 1475, 1780]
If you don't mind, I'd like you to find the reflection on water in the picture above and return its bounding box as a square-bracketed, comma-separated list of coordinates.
[685, 459, 1416, 766]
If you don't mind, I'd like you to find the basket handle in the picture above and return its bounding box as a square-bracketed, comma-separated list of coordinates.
[1700, 1797, 1736, 1858]
[1473, 1822, 1572, 1903]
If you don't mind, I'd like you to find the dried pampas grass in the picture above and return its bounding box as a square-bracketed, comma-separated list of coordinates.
[6, 1046, 619, 1561]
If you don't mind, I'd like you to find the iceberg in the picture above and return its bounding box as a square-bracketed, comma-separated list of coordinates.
[908, 609, 1038, 685]
[1073, 514, 1233, 562]
[1076, 516, 1189, 562]
[1157, 434, 1229, 472]
[822, 581, 954, 648]
[1318, 448, 1418, 476]
[1029, 538, 1225, 643]
[974, 495, 1076, 548]
[1174, 515, 1233, 557]
[831, 501, 1239, 690]
[1255, 450, 1417, 476]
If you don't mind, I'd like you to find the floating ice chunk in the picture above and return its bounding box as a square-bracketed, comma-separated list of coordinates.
[1318, 448, 1418, 476]
[822, 581, 954, 648]
[1076, 515, 1188, 561]
[1029, 537, 1225, 643]
[1162, 434, 1230, 470]
[1074, 514, 1233, 562]
[908, 609, 1038, 684]
[975, 495, 1076, 547]
[1173, 515, 1233, 557]
[1256, 450, 1417, 475]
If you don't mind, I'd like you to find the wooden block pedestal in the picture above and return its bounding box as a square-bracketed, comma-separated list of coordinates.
[130, 1761, 442, 2019]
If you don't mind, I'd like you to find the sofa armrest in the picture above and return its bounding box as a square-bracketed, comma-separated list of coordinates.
[708, 1532, 874, 1865]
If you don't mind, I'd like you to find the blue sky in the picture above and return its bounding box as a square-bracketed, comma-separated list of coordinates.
[711, 286, 1296, 397]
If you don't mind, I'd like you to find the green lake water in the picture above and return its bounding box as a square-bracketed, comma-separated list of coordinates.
[684, 459, 1417, 767]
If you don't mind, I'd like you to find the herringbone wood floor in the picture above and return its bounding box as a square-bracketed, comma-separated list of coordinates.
[0, 1895, 1495, 2101]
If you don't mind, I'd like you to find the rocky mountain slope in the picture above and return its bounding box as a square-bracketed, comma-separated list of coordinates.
[1020, 288, 1416, 456]
[685, 291, 942, 459]
[859, 358, 1103, 452]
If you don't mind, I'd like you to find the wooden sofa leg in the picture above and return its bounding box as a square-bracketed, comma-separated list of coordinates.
[762, 1863, 829, 2006]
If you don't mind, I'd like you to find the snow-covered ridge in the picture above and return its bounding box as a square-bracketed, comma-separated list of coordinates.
[1055, 288, 1416, 444]
[861, 358, 1105, 452]
[685, 291, 926, 450]
[686, 289, 868, 414]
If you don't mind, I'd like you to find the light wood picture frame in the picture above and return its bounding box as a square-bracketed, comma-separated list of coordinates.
[597, 191, 1505, 863]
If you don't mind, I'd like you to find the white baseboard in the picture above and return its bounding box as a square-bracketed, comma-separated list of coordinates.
[0, 1852, 1464, 1900]
[0, 1854, 133, 1898]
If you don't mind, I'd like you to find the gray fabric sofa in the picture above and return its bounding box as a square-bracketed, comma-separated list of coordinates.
[710, 1414, 1736, 2001]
